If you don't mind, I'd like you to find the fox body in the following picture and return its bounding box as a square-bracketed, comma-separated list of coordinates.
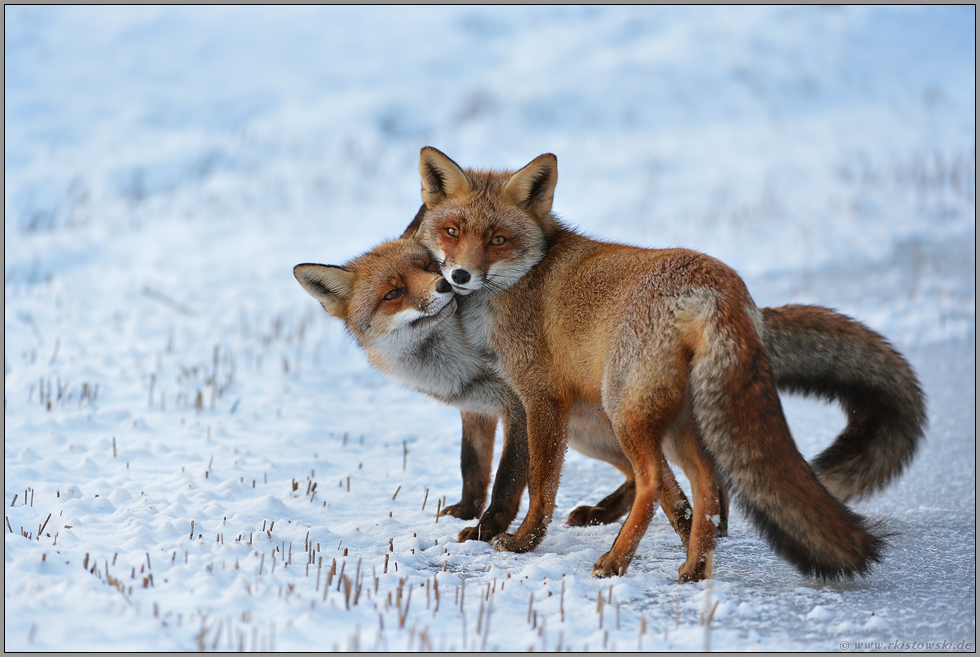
[414, 147, 924, 581]
[295, 236, 696, 541]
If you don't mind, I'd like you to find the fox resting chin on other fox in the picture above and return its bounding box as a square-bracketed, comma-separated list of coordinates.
[295, 147, 924, 582]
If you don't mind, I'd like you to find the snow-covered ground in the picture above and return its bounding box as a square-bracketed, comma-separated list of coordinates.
[4, 6, 975, 651]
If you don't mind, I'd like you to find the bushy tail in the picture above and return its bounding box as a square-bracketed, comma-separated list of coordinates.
[689, 307, 885, 579]
[761, 305, 926, 501]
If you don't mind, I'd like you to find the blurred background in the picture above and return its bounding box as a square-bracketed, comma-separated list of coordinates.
[6, 6, 974, 295]
[5, 5, 975, 456]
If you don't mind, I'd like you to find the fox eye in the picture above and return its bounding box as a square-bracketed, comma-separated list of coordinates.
[424, 262, 441, 273]
[446, 227, 459, 238]
[489, 235, 506, 246]
[383, 288, 403, 302]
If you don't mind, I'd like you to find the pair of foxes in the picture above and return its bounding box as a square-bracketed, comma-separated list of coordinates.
[295, 147, 925, 582]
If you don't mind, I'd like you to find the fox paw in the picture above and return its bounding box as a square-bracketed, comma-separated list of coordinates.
[566, 505, 610, 527]
[457, 525, 494, 543]
[591, 552, 629, 578]
[677, 559, 708, 583]
[490, 532, 539, 553]
[440, 501, 482, 521]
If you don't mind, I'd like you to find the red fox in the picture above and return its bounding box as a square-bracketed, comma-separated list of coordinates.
[412, 146, 925, 581]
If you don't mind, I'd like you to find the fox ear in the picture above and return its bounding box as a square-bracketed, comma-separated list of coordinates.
[294, 264, 355, 319]
[400, 204, 427, 239]
[420, 147, 471, 207]
[502, 153, 558, 217]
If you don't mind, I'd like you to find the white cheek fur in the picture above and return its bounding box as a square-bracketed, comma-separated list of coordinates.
[389, 306, 427, 328]
[486, 261, 527, 289]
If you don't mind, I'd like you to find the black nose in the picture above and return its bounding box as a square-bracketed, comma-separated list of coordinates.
[451, 269, 471, 285]
[436, 278, 452, 293]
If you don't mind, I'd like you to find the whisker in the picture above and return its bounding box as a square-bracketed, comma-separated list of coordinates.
[482, 275, 520, 300]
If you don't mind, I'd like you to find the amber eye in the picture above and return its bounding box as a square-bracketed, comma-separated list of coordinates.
[383, 289, 403, 301]
[446, 227, 459, 238]
[424, 262, 441, 273]
[489, 235, 506, 246]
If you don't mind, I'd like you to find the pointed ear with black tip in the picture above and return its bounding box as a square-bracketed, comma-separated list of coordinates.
[501, 153, 558, 217]
[419, 147, 471, 207]
[400, 204, 427, 239]
[293, 263, 356, 319]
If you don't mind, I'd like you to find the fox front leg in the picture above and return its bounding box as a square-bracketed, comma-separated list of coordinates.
[441, 411, 497, 521]
[457, 401, 528, 542]
[490, 398, 569, 553]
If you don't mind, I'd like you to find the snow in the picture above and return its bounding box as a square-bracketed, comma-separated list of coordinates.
[4, 5, 976, 652]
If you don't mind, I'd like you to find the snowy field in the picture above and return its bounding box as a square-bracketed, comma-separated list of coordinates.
[4, 6, 975, 652]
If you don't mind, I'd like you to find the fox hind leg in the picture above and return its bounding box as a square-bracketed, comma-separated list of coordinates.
[658, 458, 694, 549]
[668, 419, 722, 582]
[592, 383, 687, 578]
[717, 480, 730, 538]
[591, 439, 668, 578]
[567, 477, 636, 527]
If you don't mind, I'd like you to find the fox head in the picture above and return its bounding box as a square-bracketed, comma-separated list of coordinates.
[294, 238, 456, 353]
[413, 147, 560, 296]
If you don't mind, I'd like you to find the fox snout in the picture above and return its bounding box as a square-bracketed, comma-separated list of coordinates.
[443, 264, 484, 295]
[419, 276, 454, 315]
[423, 276, 453, 305]
[408, 277, 457, 330]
